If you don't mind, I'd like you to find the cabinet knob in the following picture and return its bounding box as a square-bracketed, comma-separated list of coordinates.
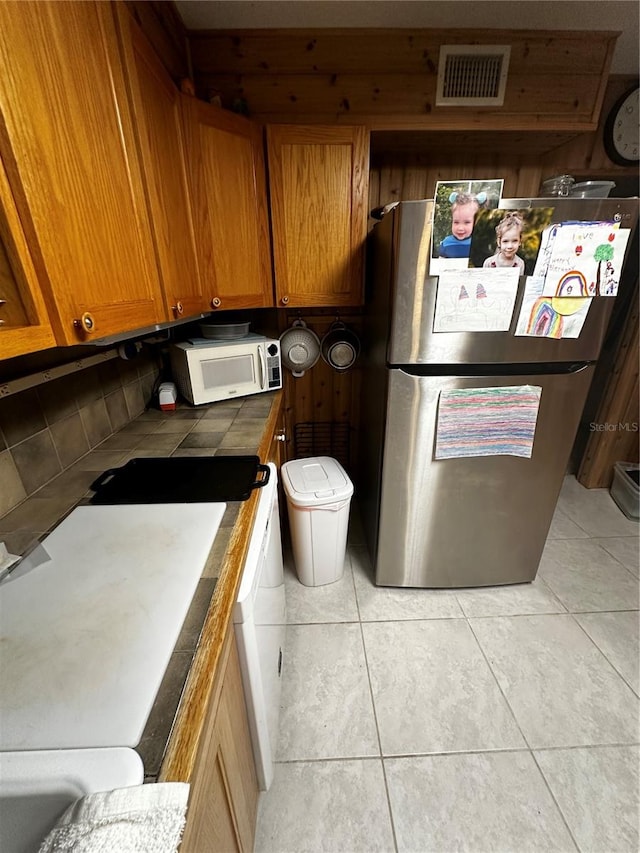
[172, 302, 184, 316]
[211, 297, 222, 309]
[280, 295, 289, 305]
[276, 432, 286, 442]
[73, 312, 96, 335]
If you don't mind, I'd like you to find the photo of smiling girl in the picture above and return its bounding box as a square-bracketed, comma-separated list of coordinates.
[483, 213, 525, 272]
[469, 207, 555, 277]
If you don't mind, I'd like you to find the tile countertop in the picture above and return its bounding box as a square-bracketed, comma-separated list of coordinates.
[0, 390, 283, 781]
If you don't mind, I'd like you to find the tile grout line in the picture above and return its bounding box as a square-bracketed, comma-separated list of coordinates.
[588, 537, 640, 582]
[274, 541, 399, 852]
[528, 749, 581, 853]
[464, 615, 583, 853]
[352, 546, 400, 853]
[535, 573, 570, 612]
[464, 617, 533, 751]
[568, 611, 640, 701]
[271, 742, 640, 764]
[546, 523, 639, 698]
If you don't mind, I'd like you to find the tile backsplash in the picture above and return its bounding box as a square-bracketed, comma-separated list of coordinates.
[0, 349, 160, 520]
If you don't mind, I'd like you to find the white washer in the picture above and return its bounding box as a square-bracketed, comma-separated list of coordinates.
[234, 463, 286, 791]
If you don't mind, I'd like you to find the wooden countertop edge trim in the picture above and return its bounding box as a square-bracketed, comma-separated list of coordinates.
[158, 391, 283, 783]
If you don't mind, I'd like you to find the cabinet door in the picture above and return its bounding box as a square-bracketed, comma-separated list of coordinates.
[0, 1, 166, 345]
[267, 125, 369, 308]
[0, 157, 56, 359]
[180, 629, 258, 853]
[181, 97, 273, 310]
[114, 6, 207, 323]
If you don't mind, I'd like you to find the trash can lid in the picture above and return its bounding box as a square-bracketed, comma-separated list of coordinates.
[281, 456, 353, 506]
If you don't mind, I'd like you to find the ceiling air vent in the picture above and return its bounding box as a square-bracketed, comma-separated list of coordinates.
[436, 45, 511, 106]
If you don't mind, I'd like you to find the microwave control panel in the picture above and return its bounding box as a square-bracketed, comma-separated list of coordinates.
[266, 341, 282, 389]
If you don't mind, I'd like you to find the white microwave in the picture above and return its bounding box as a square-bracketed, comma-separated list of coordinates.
[170, 335, 282, 405]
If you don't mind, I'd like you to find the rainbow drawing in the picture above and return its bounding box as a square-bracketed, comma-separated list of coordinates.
[555, 270, 588, 297]
[527, 298, 563, 338]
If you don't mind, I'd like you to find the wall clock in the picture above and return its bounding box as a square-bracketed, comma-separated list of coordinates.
[603, 85, 639, 166]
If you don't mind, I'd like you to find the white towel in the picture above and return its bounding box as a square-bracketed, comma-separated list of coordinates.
[38, 782, 190, 853]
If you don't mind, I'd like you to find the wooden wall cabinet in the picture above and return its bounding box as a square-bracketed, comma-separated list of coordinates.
[115, 5, 208, 322]
[267, 125, 369, 307]
[0, 1, 167, 346]
[0, 156, 56, 359]
[180, 97, 274, 311]
[180, 626, 258, 853]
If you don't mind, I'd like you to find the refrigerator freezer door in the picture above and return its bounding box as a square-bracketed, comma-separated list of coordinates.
[385, 198, 637, 366]
[375, 365, 594, 588]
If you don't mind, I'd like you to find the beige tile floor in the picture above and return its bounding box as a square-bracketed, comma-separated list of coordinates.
[256, 476, 639, 853]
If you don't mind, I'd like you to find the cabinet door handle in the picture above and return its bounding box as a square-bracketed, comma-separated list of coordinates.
[172, 301, 184, 316]
[73, 312, 96, 335]
[211, 297, 221, 309]
[276, 432, 286, 442]
[280, 295, 289, 305]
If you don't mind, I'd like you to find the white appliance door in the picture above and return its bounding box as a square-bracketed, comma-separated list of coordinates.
[234, 466, 286, 790]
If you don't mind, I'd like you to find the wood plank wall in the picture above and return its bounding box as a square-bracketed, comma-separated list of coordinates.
[578, 274, 639, 485]
[369, 159, 543, 220]
[542, 75, 640, 177]
[278, 310, 362, 478]
[369, 77, 639, 213]
[188, 28, 616, 131]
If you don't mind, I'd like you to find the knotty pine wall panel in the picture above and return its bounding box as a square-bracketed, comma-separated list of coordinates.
[541, 75, 640, 177]
[368, 76, 639, 215]
[188, 28, 616, 131]
[279, 311, 362, 476]
[368, 161, 543, 222]
[191, 30, 612, 77]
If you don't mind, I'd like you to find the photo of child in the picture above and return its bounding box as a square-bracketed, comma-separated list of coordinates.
[469, 207, 556, 277]
[482, 213, 525, 273]
[438, 191, 486, 259]
[430, 179, 504, 274]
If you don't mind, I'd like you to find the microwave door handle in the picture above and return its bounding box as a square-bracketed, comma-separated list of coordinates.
[258, 346, 267, 390]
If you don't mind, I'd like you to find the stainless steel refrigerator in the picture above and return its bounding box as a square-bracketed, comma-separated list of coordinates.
[360, 197, 638, 588]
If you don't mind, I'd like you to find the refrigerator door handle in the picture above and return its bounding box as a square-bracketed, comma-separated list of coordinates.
[566, 362, 595, 374]
[395, 361, 595, 378]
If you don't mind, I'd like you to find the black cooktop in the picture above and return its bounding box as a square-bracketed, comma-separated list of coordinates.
[89, 456, 270, 504]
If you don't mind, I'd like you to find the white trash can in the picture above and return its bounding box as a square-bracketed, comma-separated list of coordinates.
[281, 456, 354, 586]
